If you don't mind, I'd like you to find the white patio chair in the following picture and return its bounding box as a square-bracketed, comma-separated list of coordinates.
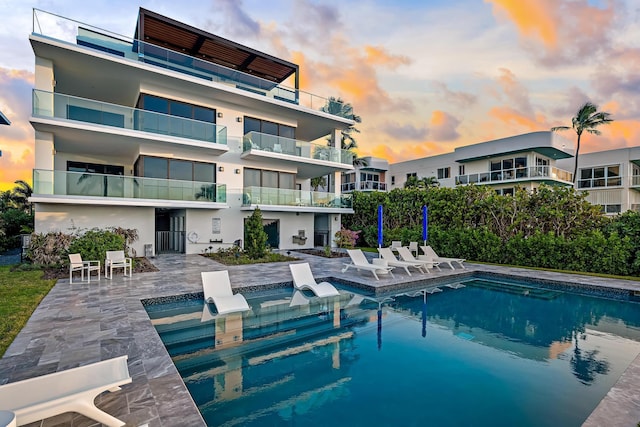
[408, 241, 419, 257]
[289, 262, 340, 297]
[68, 253, 100, 283]
[397, 247, 440, 272]
[105, 250, 132, 279]
[378, 247, 426, 276]
[420, 245, 466, 269]
[342, 249, 395, 280]
[202, 270, 251, 315]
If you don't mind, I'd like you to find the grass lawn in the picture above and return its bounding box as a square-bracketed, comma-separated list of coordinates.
[0, 265, 57, 356]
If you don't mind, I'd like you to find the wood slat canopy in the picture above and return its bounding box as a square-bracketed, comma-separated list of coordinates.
[135, 8, 298, 87]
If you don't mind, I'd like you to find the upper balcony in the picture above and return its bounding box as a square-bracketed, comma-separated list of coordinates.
[31, 169, 227, 209]
[341, 181, 387, 192]
[241, 132, 354, 179]
[30, 9, 355, 124]
[456, 166, 573, 186]
[31, 89, 228, 155]
[241, 186, 353, 214]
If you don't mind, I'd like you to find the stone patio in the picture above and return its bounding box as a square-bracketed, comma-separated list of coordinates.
[0, 252, 638, 426]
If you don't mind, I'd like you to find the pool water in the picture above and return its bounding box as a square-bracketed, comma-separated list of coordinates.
[145, 278, 640, 427]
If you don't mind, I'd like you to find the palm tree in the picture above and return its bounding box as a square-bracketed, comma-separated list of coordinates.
[551, 102, 613, 183]
[320, 96, 362, 150]
[11, 180, 33, 214]
[404, 176, 439, 189]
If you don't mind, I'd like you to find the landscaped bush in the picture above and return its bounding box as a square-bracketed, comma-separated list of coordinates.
[244, 208, 268, 259]
[67, 229, 125, 265]
[343, 185, 640, 276]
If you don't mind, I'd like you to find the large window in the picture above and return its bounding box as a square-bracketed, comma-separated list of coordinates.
[578, 165, 621, 189]
[135, 156, 215, 182]
[137, 94, 216, 123]
[490, 156, 528, 180]
[243, 168, 295, 189]
[66, 162, 124, 197]
[244, 117, 295, 139]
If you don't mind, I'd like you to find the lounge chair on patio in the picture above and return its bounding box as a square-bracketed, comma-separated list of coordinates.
[105, 250, 132, 279]
[390, 241, 402, 251]
[202, 270, 251, 315]
[0, 355, 131, 427]
[397, 247, 440, 272]
[420, 245, 466, 269]
[342, 249, 395, 280]
[408, 241, 419, 257]
[377, 247, 426, 276]
[68, 253, 100, 283]
[289, 263, 340, 297]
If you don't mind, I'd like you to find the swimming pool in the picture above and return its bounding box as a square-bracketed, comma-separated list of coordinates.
[144, 277, 640, 427]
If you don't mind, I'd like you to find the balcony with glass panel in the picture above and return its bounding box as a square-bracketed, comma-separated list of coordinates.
[241, 132, 354, 179]
[456, 166, 573, 186]
[32, 169, 227, 207]
[341, 181, 387, 192]
[241, 186, 353, 212]
[577, 166, 622, 189]
[32, 89, 228, 153]
[31, 9, 354, 118]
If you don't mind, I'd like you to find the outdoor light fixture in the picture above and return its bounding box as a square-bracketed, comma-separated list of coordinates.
[217, 112, 223, 118]
[236, 117, 243, 122]
[218, 166, 224, 172]
[235, 169, 241, 174]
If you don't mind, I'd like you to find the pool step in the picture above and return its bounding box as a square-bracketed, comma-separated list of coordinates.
[465, 279, 562, 300]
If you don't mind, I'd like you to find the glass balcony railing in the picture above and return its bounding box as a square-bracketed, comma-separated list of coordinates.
[631, 175, 640, 187]
[33, 169, 226, 203]
[242, 186, 352, 209]
[32, 89, 227, 145]
[32, 9, 352, 116]
[456, 166, 573, 185]
[341, 181, 387, 192]
[243, 132, 354, 166]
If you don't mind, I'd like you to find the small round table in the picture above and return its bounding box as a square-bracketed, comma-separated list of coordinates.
[0, 410, 16, 427]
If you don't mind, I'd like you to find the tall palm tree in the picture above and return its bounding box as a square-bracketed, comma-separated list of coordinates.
[551, 102, 613, 183]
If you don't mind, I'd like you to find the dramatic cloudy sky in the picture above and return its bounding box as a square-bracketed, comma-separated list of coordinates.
[1, 0, 639, 190]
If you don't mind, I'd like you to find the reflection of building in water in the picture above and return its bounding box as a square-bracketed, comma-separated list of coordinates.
[149, 289, 375, 424]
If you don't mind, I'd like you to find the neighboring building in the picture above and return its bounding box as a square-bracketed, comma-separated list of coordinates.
[389, 131, 574, 195]
[556, 147, 640, 214]
[28, 8, 355, 255]
[341, 156, 388, 193]
[387, 131, 640, 214]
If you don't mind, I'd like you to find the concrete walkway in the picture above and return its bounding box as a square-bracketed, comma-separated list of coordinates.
[0, 252, 638, 426]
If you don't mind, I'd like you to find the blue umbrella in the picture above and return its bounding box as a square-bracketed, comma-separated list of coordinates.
[377, 204, 383, 248]
[422, 205, 428, 246]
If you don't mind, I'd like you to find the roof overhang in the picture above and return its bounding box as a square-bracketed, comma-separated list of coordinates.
[135, 8, 298, 89]
[0, 111, 10, 125]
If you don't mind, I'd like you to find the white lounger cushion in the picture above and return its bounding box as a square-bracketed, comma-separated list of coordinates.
[0, 355, 131, 427]
[289, 263, 340, 297]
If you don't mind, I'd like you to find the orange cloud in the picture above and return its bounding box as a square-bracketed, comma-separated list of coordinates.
[364, 46, 411, 70]
[488, 106, 542, 130]
[486, 0, 557, 47]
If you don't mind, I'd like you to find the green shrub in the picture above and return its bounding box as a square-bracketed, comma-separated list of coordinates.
[67, 229, 125, 265]
[244, 208, 268, 259]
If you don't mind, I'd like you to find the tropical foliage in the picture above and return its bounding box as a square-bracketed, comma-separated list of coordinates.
[0, 181, 34, 251]
[342, 185, 640, 276]
[244, 207, 268, 259]
[551, 102, 613, 183]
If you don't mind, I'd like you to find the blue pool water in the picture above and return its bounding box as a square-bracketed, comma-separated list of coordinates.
[144, 278, 640, 426]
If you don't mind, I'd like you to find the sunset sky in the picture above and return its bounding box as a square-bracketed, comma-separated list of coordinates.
[1, 0, 639, 191]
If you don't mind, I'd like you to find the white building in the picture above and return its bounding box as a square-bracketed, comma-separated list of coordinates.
[29, 8, 355, 255]
[389, 131, 574, 195]
[341, 156, 389, 193]
[387, 131, 640, 214]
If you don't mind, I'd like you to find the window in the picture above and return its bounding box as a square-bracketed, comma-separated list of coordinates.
[578, 165, 621, 189]
[135, 156, 216, 182]
[138, 94, 216, 122]
[495, 188, 514, 196]
[407, 172, 417, 179]
[243, 168, 295, 189]
[458, 165, 465, 176]
[244, 117, 295, 139]
[391, 176, 396, 185]
[437, 167, 450, 179]
[600, 204, 622, 214]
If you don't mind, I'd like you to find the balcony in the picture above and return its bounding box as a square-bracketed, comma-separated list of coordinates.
[242, 132, 354, 179]
[32, 169, 227, 208]
[32, 89, 227, 149]
[631, 175, 640, 190]
[341, 181, 387, 192]
[456, 166, 573, 185]
[242, 186, 353, 213]
[31, 9, 353, 118]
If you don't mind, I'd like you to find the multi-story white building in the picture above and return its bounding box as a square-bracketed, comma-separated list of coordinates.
[387, 131, 640, 213]
[557, 147, 640, 214]
[388, 131, 574, 195]
[28, 8, 355, 255]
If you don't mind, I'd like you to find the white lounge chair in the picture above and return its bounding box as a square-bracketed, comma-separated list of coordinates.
[390, 241, 402, 251]
[104, 250, 132, 279]
[377, 247, 426, 276]
[397, 247, 440, 272]
[0, 355, 131, 427]
[289, 263, 340, 297]
[408, 241, 419, 257]
[342, 249, 395, 280]
[420, 245, 466, 269]
[202, 270, 251, 315]
[68, 253, 100, 283]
